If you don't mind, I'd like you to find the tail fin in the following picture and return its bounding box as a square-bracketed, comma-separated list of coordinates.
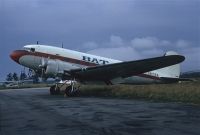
[159, 51, 181, 78]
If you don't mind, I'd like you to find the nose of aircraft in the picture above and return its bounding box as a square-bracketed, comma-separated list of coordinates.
[10, 50, 23, 64]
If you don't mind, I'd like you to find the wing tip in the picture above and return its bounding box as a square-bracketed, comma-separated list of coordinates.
[177, 55, 185, 63]
[167, 55, 185, 64]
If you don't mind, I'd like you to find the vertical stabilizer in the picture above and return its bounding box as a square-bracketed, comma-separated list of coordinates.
[158, 51, 181, 78]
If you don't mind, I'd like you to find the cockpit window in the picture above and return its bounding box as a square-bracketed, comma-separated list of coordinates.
[23, 47, 35, 52]
[30, 48, 35, 52]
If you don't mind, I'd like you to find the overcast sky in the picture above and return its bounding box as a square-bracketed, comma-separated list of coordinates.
[0, 0, 199, 80]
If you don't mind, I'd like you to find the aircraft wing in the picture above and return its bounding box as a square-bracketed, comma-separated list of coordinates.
[64, 55, 185, 81]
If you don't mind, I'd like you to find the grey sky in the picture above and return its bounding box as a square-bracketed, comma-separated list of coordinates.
[0, 0, 199, 80]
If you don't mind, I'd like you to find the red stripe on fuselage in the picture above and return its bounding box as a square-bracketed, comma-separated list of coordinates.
[11, 50, 97, 66]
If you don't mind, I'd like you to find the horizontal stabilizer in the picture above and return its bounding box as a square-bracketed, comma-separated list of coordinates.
[160, 77, 193, 83]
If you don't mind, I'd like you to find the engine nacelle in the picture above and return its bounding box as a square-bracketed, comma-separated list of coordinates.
[45, 60, 59, 76]
[44, 59, 77, 77]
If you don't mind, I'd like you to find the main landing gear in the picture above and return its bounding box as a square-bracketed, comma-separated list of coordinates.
[49, 80, 80, 96]
[49, 85, 60, 95]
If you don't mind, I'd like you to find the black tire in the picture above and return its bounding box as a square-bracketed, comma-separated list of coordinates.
[55, 87, 60, 95]
[72, 89, 80, 96]
[65, 86, 80, 97]
[50, 85, 56, 95]
[65, 86, 72, 96]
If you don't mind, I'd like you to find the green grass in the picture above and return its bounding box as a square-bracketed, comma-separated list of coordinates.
[0, 83, 51, 90]
[79, 81, 200, 104]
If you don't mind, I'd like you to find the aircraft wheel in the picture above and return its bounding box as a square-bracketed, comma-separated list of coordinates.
[65, 86, 72, 96]
[72, 89, 80, 96]
[64, 86, 80, 97]
[50, 85, 56, 95]
[55, 87, 60, 95]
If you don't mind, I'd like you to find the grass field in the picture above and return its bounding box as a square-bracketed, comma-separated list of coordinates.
[79, 81, 200, 104]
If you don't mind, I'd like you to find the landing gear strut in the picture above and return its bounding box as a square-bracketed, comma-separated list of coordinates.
[49, 84, 60, 95]
[49, 80, 80, 96]
[64, 81, 80, 97]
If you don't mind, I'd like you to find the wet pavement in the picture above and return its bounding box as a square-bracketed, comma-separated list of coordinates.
[0, 88, 200, 135]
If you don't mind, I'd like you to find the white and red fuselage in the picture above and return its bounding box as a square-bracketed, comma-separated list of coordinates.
[10, 45, 181, 84]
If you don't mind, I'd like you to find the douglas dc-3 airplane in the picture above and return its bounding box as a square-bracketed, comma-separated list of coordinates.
[10, 44, 185, 95]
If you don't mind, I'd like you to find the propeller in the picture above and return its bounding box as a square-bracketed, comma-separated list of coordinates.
[39, 57, 49, 81]
[39, 57, 48, 68]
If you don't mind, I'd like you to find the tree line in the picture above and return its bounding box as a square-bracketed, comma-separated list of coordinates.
[6, 72, 39, 83]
